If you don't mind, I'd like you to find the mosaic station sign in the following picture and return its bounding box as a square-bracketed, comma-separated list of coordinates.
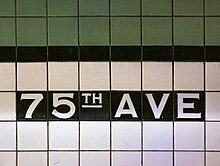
[17, 91, 204, 121]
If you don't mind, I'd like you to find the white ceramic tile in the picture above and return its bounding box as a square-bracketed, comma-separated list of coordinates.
[49, 62, 78, 90]
[0, 63, 15, 91]
[174, 122, 204, 150]
[49, 121, 78, 150]
[80, 121, 110, 150]
[206, 92, 220, 121]
[143, 152, 173, 166]
[80, 152, 110, 166]
[175, 152, 204, 166]
[18, 122, 47, 150]
[174, 62, 204, 90]
[0, 92, 15, 120]
[143, 62, 172, 90]
[111, 62, 141, 90]
[0, 152, 16, 166]
[143, 122, 173, 150]
[112, 152, 141, 166]
[80, 62, 109, 90]
[206, 62, 220, 90]
[206, 122, 220, 150]
[18, 152, 47, 166]
[49, 152, 78, 166]
[112, 122, 141, 150]
[0, 122, 16, 150]
[206, 152, 220, 166]
[17, 62, 47, 91]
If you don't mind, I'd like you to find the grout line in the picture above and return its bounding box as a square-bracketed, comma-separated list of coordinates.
[171, 0, 175, 165]
[14, 0, 18, 165]
[109, 0, 112, 165]
[140, 0, 144, 165]
[77, 0, 81, 165]
[2, 15, 220, 18]
[203, 0, 207, 165]
[45, 0, 50, 165]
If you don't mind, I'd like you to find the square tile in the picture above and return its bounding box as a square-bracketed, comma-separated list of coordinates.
[174, 0, 203, 15]
[143, 62, 172, 90]
[174, 122, 204, 150]
[17, 18, 46, 46]
[111, 91, 141, 121]
[18, 122, 47, 150]
[143, 152, 173, 166]
[142, 17, 172, 45]
[0, 18, 15, 46]
[111, 17, 140, 45]
[174, 91, 205, 121]
[206, 62, 220, 90]
[79, 17, 109, 45]
[111, 0, 140, 15]
[17, 92, 47, 121]
[112, 122, 141, 150]
[206, 122, 220, 150]
[111, 62, 141, 90]
[206, 18, 220, 45]
[0, 93, 15, 120]
[206, 0, 220, 15]
[112, 152, 141, 166]
[142, 0, 171, 15]
[80, 91, 110, 121]
[49, 122, 78, 150]
[80, 0, 109, 15]
[80, 152, 110, 166]
[206, 92, 220, 121]
[18, 152, 47, 166]
[0, 63, 15, 90]
[174, 17, 203, 45]
[175, 152, 204, 166]
[206, 152, 220, 166]
[174, 62, 204, 90]
[143, 91, 173, 121]
[80, 121, 110, 150]
[17, 63, 47, 91]
[49, 62, 78, 90]
[0, 0, 15, 16]
[48, 92, 78, 120]
[0, 122, 16, 150]
[49, 152, 78, 166]
[80, 62, 109, 91]
[48, 0, 77, 16]
[17, 0, 46, 16]
[48, 18, 78, 46]
[143, 122, 173, 150]
[0, 152, 16, 166]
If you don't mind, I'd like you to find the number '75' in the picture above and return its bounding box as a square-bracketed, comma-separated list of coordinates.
[20, 93, 76, 119]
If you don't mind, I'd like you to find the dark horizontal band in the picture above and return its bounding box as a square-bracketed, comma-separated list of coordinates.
[0, 46, 219, 62]
[16, 91, 205, 121]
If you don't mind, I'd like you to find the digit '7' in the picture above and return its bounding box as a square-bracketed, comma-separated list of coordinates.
[20, 93, 76, 119]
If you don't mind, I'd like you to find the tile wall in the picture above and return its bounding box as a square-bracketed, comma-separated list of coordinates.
[0, 0, 220, 166]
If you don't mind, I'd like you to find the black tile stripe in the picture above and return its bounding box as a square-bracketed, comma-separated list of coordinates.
[143, 46, 172, 61]
[111, 46, 141, 61]
[0, 46, 16, 62]
[48, 46, 78, 61]
[17, 46, 47, 62]
[206, 46, 220, 61]
[80, 46, 109, 61]
[1, 46, 220, 62]
[174, 46, 204, 61]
